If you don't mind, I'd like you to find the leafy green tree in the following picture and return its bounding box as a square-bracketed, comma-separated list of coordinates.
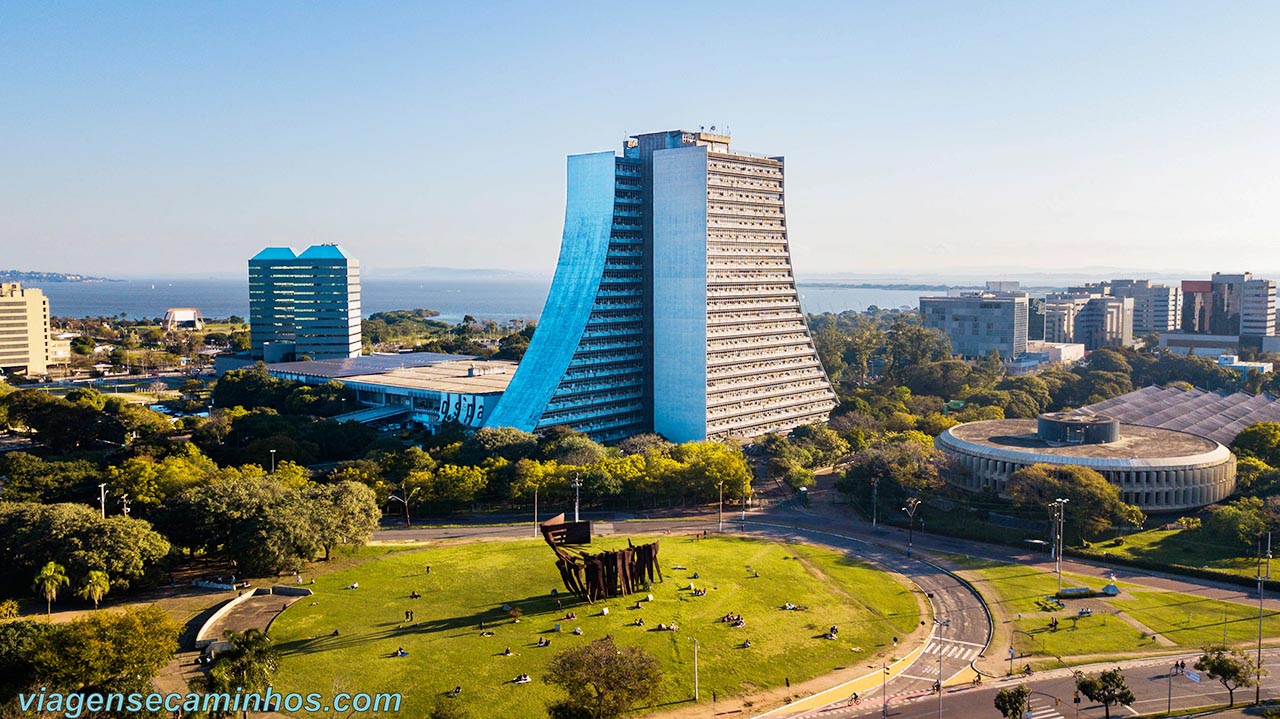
[993, 683, 1030, 719]
[1234, 422, 1280, 467]
[544, 637, 661, 719]
[31, 605, 178, 695]
[1076, 668, 1135, 719]
[1204, 497, 1267, 549]
[0, 452, 101, 504]
[77, 570, 110, 609]
[1006, 464, 1145, 540]
[308, 481, 381, 560]
[32, 561, 69, 616]
[1196, 644, 1260, 707]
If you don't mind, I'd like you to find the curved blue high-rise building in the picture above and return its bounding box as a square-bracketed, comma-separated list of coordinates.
[487, 130, 836, 443]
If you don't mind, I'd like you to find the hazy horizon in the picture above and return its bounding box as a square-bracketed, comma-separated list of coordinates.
[4, 3, 1279, 277]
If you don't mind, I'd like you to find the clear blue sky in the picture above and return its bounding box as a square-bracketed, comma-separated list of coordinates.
[2, 2, 1278, 278]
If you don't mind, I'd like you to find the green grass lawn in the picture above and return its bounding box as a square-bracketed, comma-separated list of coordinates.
[1075, 529, 1263, 580]
[1110, 590, 1280, 647]
[269, 535, 921, 719]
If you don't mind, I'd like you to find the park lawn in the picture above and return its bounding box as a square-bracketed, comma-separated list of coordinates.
[270, 535, 920, 719]
[1109, 590, 1280, 647]
[1010, 613, 1150, 659]
[1076, 529, 1262, 580]
[961, 561, 1141, 615]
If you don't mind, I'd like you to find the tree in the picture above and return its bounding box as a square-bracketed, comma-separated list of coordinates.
[1234, 422, 1280, 467]
[32, 562, 69, 616]
[1006, 464, 1145, 540]
[1076, 668, 1135, 719]
[993, 683, 1030, 719]
[30, 605, 178, 695]
[1196, 644, 1259, 707]
[308, 481, 381, 560]
[544, 637, 662, 719]
[77, 570, 110, 609]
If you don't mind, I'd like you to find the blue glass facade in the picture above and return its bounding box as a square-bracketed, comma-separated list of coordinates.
[487, 130, 836, 443]
[484, 152, 648, 441]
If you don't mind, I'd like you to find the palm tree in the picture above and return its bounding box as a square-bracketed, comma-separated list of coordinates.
[194, 629, 280, 718]
[32, 562, 69, 616]
[77, 570, 110, 609]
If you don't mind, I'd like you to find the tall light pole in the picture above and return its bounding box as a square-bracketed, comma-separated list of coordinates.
[1053, 498, 1070, 591]
[269, 448, 277, 474]
[903, 497, 920, 557]
[98, 482, 108, 519]
[1257, 532, 1271, 705]
[388, 487, 419, 528]
[871, 477, 879, 528]
[741, 479, 748, 522]
[532, 484, 539, 538]
[691, 637, 699, 701]
[935, 618, 950, 718]
[571, 474, 582, 522]
[881, 664, 890, 719]
[120, 493, 131, 517]
[717, 481, 724, 533]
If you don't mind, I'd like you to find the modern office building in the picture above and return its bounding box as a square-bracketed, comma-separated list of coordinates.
[919, 287, 1029, 359]
[1108, 280, 1181, 335]
[249, 245, 361, 361]
[1043, 292, 1133, 350]
[1241, 278, 1276, 338]
[0, 283, 50, 376]
[487, 129, 836, 443]
[1181, 280, 1213, 333]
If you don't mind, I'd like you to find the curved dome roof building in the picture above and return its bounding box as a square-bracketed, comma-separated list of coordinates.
[936, 412, 1236, 512]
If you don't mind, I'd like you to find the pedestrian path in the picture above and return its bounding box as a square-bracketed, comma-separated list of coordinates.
[1027, 699, 1066, 719]
[922, 638, 982, 663]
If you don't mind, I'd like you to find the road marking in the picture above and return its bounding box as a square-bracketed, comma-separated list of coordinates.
[1123, 705, 1139, 716]
[1028, 700, 1065, 719]
[897, 673, 939, 682]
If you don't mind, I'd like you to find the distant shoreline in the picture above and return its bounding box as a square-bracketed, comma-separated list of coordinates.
[0, 270, 117, 283]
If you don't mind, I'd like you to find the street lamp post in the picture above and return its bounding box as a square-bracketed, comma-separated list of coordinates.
[389, 487, 419, 528]
[1168, 662, 1176, 714]
[1257, 532, 1271, 705]
[571, 474, 582, 523]
[269, 448, 277, 474]
[1052, 498, 1070, 591]
[718, 481, 724, 533]
[741, 479, 748, 522]
[881, 664, 889, 719]
[935, 618, 950, 719]
[532, 485, 539, 538]
[120, 493, 130, 517]
[691, 637, 699, 701]
[98, 482, 108, 519]
[902, 498, 920, 557]
[871, 477, 879, 528]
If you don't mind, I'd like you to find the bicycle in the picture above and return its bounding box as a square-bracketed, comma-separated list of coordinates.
[849, 692, 861, 705]
[1022, 664, 1034, 677]
[972, 675, 983, 686]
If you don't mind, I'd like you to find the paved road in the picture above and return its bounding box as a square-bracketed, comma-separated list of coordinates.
[811, 649, 1280, 719]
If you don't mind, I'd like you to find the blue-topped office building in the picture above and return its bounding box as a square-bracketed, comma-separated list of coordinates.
[249, 244, 362, 361]
[487, 130, 836, 443]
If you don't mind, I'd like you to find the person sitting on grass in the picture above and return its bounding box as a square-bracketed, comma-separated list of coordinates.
[742, 639, 752, 648]
[503, 647, 513, 656]
[394, 647, 408, 657]
[572, 627, 583, 635]
[514, 674, 531, 684]
[409, 591, 421, 599]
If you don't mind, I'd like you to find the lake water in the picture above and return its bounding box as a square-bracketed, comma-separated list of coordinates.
[34, 278, 922, 323]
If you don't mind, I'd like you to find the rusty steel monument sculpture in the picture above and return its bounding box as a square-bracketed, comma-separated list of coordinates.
[539, 514, 662, 602]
